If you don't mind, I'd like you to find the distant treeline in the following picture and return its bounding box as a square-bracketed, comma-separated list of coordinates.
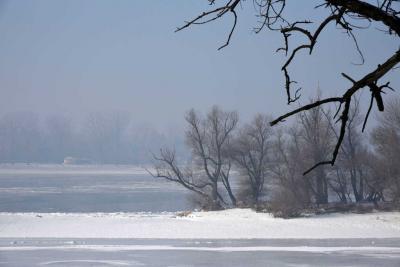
[0, 111, 186, 164]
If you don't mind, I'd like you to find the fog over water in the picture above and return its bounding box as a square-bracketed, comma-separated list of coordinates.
[0, 110, 187, 163]
[0, 1, 398, 163]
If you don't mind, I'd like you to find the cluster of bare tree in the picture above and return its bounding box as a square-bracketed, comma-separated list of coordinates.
[151, 97, 400, 214]
[371, 99, 400, 203]
[175, 0, 400, 174]
[154, 0, 400, 215]
[0, 111, 184, 164]
[150, 106, 273, 209]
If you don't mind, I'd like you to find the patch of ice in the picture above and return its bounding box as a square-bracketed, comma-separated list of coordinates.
[1, 245, 400, 253]
[0, 163, 151, 176]
[39, 260, 142, 266]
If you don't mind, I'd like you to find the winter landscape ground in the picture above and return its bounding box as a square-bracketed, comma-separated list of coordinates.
[1, 1, 400, 266]
[0, 164, 399, 266]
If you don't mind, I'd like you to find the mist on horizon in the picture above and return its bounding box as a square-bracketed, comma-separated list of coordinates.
[0, 0, 398, 164]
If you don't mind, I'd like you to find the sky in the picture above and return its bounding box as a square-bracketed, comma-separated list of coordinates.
[0, 0, 398, 131]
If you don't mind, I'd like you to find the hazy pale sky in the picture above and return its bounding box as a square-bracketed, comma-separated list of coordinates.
[0, 0, 398, 129]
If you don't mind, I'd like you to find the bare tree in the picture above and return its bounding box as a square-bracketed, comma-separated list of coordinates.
[150, 106, 239, 209]
[267, 92, 335, 207]
[326, 98, 371, 203]
[269, 128, 313, 216]
[230, 114, 273, 206]
[151, 148, 211, 199]
[176, 0, 400, 172]
[371, 97, 400, 202]
[362, 153, 386, 203]
[296, 96, 335, 204]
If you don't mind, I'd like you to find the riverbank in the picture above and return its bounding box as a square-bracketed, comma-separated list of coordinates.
[1, 209, 399, 239]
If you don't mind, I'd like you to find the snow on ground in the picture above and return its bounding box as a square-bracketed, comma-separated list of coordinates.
[0, 209, 399, 239]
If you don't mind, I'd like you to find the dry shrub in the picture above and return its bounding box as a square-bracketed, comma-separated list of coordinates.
[267, 188, 306, 218]
[187, 192, 223, 211]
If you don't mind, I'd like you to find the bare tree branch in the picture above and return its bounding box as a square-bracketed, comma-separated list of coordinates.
[176, 0, 400, 174]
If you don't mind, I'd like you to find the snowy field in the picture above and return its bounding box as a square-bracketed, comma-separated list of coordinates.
[0, 209, 399, 239]
[1, 210, 400, 266]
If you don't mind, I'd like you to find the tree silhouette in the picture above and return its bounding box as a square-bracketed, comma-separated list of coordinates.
[176, 0, 400, 173]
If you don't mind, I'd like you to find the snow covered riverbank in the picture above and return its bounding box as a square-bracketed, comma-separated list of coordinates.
[1, 209, 399, 239]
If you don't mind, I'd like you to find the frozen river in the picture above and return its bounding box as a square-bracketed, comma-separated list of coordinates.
[0, 164, 194, 212]
[1, 238, 400, 267]
[0, 164, 399, 266]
